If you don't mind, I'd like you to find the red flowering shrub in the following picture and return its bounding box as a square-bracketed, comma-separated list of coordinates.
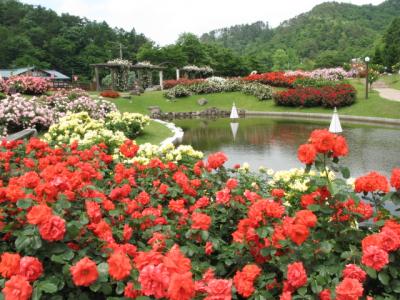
[243, 72, 299, 88]
[5, 76, 51, 95]
[0, 133, 400, 299]
[163, 79, 205, 89]
[100, 90, 120, 98]
[273, 84, 356, 108]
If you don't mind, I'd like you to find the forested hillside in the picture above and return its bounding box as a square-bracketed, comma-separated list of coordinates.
[201, 0, 400, 69]
[0, 0, 148, 78]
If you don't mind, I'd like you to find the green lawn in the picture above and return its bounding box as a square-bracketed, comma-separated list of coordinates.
[382, 74, 400, 90]
[101, 79, 400, 119]
[135, 120, 173, 145]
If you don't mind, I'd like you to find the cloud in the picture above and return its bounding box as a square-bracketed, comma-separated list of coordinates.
[23, 0, 385, 45]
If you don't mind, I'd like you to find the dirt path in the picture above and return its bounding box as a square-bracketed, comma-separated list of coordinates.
[373, 80, 400, 102]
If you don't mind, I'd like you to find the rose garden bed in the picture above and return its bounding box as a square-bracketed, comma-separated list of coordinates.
[0, 129, 400, 299]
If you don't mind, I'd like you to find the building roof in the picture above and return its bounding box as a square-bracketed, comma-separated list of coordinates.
[0, 67, 70, 80]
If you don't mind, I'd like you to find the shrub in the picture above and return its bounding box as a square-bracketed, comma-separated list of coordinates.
[163, 79, 204, 89]
[164, 85, 192, 99]
[293, 77, 344, 88]
[0, 78, 6, 93]
[0, 131, 400, 299]
[273, 84, 356, 108]
[100, 90, 120, 98]
[105, 111, 150, 139]
[5, 76, 51, 95]
[0, 92, 5, 100]
[0, 95, 54, 135]
[243, 72, 299, 87]
[241, 82, 273, 100]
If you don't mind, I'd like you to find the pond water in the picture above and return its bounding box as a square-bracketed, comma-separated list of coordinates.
[174, 117, 400, 177]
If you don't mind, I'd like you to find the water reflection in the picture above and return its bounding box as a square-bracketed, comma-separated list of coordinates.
[175, 117, 400, 177]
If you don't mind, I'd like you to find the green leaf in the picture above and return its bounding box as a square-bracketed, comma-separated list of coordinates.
[340, 167, 350, 179]
[308, 204, 320, 212]
[15, 235, 32, 251]
[98, 262, 109, 283]
[17, 198, 33, 209]
[38, 281, 58, 293]
[297, 287, 307, 296]
[366, 267, 377, 279]
[378, 271, 390, 285]
[320, 241, 333, 254]
[31, 288, 42, 300]
[201, 230, 209, 241]
[392, 280, 400, 293]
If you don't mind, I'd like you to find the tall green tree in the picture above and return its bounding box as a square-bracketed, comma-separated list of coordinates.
[272, 49, 289, 71]
[382, 17, 400, 70]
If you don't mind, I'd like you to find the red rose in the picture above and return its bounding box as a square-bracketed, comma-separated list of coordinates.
[26, 204, 52, 225]
[286, 223, 310, 245]
[167, 272, 195, 300]
[294, 210, 317, 228]
[2, 275, 32, 300]
[335, 278, 363, 300]
[310, 129, 335, 153]
[280, 291, 292, 300]
[272, 188, 285, 198]
[205, 279, 232, 299]
[297, 144, 317, 165]
[361, 246, 389, 271]
[19, 256, 43, 282]
[342, 264, 366, 283]
[319, 289, 331, 300]
[390, 168, 400, 190]
[287, 262, 307, 289]
[108, 251, 132, 280]
[70, 257, 98, 287]
[233, 264, 261, 298]
[0, 253, 21, 278]
[191, 212, 212, 231]
[354, 172, 389, 193]
[207, 152, 228, 169]
[333, 135, 349, 157]
[226, 178, 238, 190]
[38, 215, 66, 242]
[205, 242, 213, 255]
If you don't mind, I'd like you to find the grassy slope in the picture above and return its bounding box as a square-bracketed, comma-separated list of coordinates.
[382, 74, 400, 90]
[135, 120, 173, 145]
[105, 79, 400, 119]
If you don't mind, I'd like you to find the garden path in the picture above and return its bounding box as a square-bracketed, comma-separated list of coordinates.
[373, 80, 400, 102]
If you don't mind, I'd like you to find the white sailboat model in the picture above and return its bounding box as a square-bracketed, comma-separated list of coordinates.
[230, 103, 239, 119]
[329, 107, 342, 133]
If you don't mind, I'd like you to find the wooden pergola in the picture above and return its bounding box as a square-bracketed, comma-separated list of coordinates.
[91, 62, 166, 91]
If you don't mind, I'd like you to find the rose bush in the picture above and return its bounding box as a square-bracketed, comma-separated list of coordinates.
[5, 76, 51, 95]
[273, 84, 357, 108]
[243, 72, 300, 88]
[0, 129, 399, 299]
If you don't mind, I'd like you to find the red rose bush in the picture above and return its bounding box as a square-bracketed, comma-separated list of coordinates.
[0, 129, 400, 299]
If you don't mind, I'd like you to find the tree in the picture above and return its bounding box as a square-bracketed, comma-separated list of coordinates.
[272, 49, 289, 71]
[382, 17, 400, 71]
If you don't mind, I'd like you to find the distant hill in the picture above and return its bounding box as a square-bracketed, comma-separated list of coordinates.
[201, 0, 400, 68]
[0, 0, 149, 78]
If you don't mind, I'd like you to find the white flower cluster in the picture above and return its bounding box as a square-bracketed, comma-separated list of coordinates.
[135, 61, 156, 68]
[182, 65, 213, 74]
[107, 58, 132, 67]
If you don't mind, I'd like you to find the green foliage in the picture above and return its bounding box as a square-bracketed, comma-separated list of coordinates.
[0, 0, 148, 77]
[382, 17, 400, 71]
[201, 1, 400, 69]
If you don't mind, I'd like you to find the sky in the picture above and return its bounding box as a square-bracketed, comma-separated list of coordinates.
[23, 0, 385, 45]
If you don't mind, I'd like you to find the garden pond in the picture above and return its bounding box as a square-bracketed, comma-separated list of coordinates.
[174, 117, 400, 177]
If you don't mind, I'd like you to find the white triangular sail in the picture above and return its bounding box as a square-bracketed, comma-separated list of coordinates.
[329, 107, 342, 133]
[230, 122, 239, 140]
[230, 103, 239, 119]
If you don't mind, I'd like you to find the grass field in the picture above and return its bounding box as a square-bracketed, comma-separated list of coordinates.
[103, 79, 400, 119]
[382, 74, 400, 90]
[135, 120, 173, 145]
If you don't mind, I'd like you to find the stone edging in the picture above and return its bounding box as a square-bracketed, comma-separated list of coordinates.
[152, 119, 184, 146]
[245, 111, 400, 126]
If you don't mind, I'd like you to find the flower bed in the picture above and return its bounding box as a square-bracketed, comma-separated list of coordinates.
[273, 84, 357, 108]
[1, 129, 400, 299]
[0, 89, 117, 136]
[164, 78, 271, 101]
[5, 76, 51, 95]
[44, 111, 150, 152]
[243, 72, 300, 88]
[100, 90, 121, 98]
[163, 79, 205, 89]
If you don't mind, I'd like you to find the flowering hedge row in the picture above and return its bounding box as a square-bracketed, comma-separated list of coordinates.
[44, 111, 150, 152]
[243, 72, 300, 88]
[0, 89, 117, 136]
[164, 77, 272, 101]
[0, 129, 400, 299]
[3, 76, 51, 95]
[273, 84, 357, 108]
[100, 90, 121, 98]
